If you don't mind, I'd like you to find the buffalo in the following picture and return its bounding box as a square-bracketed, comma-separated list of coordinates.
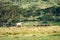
[34, 24, 50, 27]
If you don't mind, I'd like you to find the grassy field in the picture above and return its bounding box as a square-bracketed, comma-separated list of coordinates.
[0, 26, 60, 40]
[0, 35, 60, 40]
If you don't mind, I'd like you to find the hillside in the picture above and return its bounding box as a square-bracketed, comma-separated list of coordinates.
[0, 0, 60, 26]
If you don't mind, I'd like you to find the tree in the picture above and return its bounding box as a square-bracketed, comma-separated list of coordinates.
[0, 1, 22, 26]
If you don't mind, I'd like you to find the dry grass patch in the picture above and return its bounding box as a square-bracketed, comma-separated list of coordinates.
[0, 26, 60, 36]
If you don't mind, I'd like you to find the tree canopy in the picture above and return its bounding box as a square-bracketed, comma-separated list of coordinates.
[0, 0, 60, 26]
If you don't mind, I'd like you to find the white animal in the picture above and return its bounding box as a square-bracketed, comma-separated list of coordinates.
[16, 22, 22, 27]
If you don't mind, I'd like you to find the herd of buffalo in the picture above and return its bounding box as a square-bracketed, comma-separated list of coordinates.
[16, 22, 50, 27]
[0, 22, 50, 27]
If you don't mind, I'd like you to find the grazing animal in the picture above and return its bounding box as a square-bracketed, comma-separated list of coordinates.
[40, 24, 50, 26]
[16, 22, 22, 27]
[34, 24, 50, 27]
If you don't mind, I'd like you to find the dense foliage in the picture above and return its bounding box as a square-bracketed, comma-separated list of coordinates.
[0, 0, 60, 26]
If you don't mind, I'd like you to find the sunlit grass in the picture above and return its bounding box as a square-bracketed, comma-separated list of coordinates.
[0, 26, 60, 40]
[0, 26, 60, 36]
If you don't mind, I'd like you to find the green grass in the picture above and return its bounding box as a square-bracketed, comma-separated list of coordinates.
[0, 35, 60, 40]
[49, 22, 60, 26]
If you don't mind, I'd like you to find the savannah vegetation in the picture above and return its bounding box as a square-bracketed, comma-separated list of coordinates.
[0, 26, 60, 40]
[0, 0, 60, 40]
[0, 0, 60, 26]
